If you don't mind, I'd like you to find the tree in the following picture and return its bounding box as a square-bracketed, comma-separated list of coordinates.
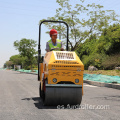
[98, 23, 120, 55]
[3, 63, 6, 68]
[14, 38, 37, 69]
[77, 23, 120, 69]
[10, 55, 23, 65]
[5, 61, 13, 69]
[40, 0, 119, 51]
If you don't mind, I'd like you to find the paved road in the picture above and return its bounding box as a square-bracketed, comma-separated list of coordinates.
[0, 70, 120, 120]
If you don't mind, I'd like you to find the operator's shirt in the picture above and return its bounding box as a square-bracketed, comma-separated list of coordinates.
[46, 39, 64, 51]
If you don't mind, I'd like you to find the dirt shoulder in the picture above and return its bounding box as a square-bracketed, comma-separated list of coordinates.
[84, 70, 120, 76]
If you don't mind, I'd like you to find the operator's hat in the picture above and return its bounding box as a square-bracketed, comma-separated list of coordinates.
[50, 29, 58, 36]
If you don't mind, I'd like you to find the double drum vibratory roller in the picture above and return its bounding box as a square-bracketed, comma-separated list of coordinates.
[38, 20, 84, 105]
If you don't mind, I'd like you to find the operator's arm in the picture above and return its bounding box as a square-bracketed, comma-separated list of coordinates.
[46, 42, 50, 52]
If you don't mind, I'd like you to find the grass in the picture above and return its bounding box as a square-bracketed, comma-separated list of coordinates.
[84, 70, 120, 76]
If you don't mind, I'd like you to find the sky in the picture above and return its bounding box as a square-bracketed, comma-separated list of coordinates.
[0, 0, 120, 68]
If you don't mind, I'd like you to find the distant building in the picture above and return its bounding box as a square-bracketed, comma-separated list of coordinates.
[14, 65, 21, 70]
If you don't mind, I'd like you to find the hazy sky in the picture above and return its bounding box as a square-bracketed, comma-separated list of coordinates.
[0, 0, 120, 68]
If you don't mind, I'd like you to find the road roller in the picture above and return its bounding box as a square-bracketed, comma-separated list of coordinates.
[38, 20, 84, 105]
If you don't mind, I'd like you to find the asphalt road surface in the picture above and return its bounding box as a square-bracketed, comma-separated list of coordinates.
[0, 70, 120, 120]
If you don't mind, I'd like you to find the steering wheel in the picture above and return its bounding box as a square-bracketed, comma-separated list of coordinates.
[50, 48, 60, 51]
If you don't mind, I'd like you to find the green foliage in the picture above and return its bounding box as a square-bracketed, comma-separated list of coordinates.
[10, 54, 23, 65]
[81, 53, 105, 69]
[3, 63, 6, 68]
[99, 24, 120, 54]
[15, 66, 18, 71]
[24, 65, 31, 70]
[14, 38, 37, 70]
[8, 54, 38, 70]
[40, 0, 118, 51]
[5, 61, 13, 68]
[14, 38, 37, 58]
[116, 70, 120, 73]
[77, 24, 120, 70]
[102, 54, 120, 70]
[33, 68, 38, 70]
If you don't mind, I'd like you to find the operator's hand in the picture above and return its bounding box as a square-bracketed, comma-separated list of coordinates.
[61, 48, 64, 51]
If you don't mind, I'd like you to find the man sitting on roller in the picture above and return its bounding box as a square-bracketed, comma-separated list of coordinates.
[46, 29, 64, 52]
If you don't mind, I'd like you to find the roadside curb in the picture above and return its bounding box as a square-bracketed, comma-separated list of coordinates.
[15, 70, 120, 90]
[17, 71, 38, 75]
[84, 79, 120, 90]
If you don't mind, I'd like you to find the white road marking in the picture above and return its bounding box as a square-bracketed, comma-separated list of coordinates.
[84, 84, 98, 87]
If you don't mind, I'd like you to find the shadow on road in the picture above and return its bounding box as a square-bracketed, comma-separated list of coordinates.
[21, 97, 57, 109]
[13, 72, 23, 74]
[12, 72, 37, 75]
